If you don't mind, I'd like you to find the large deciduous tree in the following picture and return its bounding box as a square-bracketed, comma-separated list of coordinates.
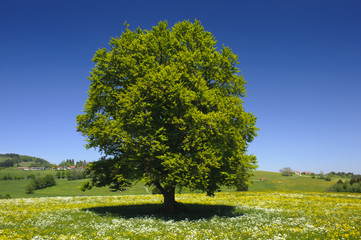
[76, 20, 258, 214]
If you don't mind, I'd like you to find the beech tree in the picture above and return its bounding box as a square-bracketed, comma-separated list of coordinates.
[76, 20, 258, 214]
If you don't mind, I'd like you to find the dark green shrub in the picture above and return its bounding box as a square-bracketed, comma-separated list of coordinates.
[44, 174, 56, 187]
[3, 194, 11, 199]
[27, 174, 35, 180]
[25, 175, 56, 194]
[332, 183, 344, 192]
[34, 177, 46, 189]
[25, 182, 36, 194]
[66, 169, 86, 180]
[352, 183, 361, 193]
[2, 174, 13, 181]
[345, 183, 353, 192]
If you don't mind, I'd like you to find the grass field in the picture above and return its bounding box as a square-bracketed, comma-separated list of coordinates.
[1, 168, 359, 239]
[0, 169, 106, 198]
[1, 192, 360, 239]
[0, 168, 339, 198]
[249, 170, 338, 192]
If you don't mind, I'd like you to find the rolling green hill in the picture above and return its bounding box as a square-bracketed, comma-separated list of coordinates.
[0, 153, 52, 168]
[0, 168, 123, 198]
[249, 170, 339, 192]
[0, 168, 341, 199]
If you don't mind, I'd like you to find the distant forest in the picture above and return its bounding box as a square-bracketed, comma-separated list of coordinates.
[328, 171, 361, 179]
[0, 153, 51, 168]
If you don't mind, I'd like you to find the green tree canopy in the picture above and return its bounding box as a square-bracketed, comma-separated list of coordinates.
[280, 167, 294, 176]
[76, 20, 258, 214]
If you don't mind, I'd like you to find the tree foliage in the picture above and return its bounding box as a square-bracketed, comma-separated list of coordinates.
[0, 159, 15, 168]
[25, 174, 56, 194]
[280, 167, 293, 176]
[331, 177, 361, 193]
[59, 159, 75, 167]
[76, 20, 258, 213]
[0, 194, 11, 199]
[0, 153, 52, 168]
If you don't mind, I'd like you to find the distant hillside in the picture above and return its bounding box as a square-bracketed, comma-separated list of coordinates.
[0, 169, 340, 199]
[0, 153, 52, 168]
[249, 170, 338, 192]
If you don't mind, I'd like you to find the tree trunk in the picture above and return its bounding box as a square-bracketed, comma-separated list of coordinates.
[153, 182, 177, 215]
[162, 186, 176, 215]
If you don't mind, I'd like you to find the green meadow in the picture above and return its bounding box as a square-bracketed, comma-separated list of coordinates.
[249, 170, 339, 192]
[1, 168, 360, 239]
[1, 192, 360, 239]
[1, 168, 338, 198]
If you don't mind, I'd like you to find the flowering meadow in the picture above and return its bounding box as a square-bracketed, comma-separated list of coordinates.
[0, 192, 360, 239]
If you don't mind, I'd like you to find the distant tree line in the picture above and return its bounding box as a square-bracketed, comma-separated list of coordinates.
[56, 169, 87, 180]
[331, 177, 361, 193]
[0, 159, 16, 168]
[327, 171, 361, 179]
[310, 171, 333, 181]
[25, 174, 56, 194]
[0, 165, 88, 183]
[0, 173, 57, 181]
[58, 159, 88, 168]
[314, 172, 361, 182]
[59, 159, 75, 167]
[0, 153, 52, 168]
[0, 174, 25, 181]
[75, 160, 87, 168]
[279, 167, 361, 181]
[1, 153, 19, 158]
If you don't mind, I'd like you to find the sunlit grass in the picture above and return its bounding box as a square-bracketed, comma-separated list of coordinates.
[1, 191, 360, 239]
[1, 168, 341, 199]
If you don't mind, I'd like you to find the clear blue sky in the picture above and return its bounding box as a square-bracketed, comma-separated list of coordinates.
[1, 0, 360, 174]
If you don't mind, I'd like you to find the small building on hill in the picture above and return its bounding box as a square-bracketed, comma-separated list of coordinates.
[29, 167, 46, 170]
[18, 167, 30, 170]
